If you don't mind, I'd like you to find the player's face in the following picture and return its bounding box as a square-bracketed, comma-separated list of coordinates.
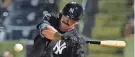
[59, 15, 80, 32]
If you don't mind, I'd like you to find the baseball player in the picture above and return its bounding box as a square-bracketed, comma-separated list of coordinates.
[28, 2, 85, 57]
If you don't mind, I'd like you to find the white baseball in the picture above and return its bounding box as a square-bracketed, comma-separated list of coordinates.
[14, 43, 23, 52]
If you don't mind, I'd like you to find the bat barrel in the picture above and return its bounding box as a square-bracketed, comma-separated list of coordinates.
[100, 40, 126, 48]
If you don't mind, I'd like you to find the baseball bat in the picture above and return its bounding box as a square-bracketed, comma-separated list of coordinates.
[86, 40, 126, 48]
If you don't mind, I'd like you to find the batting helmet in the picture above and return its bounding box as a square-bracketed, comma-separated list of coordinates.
[62, 2, 83, 20]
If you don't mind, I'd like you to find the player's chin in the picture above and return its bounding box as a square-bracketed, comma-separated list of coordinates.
[62, 28, 72, 32]
[67, 28, 74, 31]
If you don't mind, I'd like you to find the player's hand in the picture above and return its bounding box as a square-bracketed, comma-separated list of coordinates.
[62, 32, 78, 43]
[61, 32, 85, 44]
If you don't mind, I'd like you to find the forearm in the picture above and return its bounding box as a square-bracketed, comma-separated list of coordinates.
[41, 26, 62, 40]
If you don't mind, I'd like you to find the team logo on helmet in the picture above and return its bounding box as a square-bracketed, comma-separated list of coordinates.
[69, 8, 74, 13]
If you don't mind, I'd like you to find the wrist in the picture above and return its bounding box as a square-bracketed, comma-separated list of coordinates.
[54, 32, 62, 40]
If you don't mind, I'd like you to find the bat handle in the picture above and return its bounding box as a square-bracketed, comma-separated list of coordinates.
[86, 41, 100, 45]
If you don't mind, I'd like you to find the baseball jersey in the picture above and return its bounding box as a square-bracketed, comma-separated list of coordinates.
[28, 13, 85, 57]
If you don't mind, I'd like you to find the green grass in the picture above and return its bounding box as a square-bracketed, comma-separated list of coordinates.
[0, 40, 26, 57]
[92, 27, 122, 40]
[124, 37, 134, 57]
[92, 0, 132, 39]
[88, 53, 123, 57]
[87, 0, 133, 57]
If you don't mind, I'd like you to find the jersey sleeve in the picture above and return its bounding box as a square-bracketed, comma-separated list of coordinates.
[36, 13, 52, 37]
[72, 29, 85, 57]
[76, 44, 85, 57]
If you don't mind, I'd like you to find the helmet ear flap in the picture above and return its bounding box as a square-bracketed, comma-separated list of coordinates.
[58, 13, 62, 19]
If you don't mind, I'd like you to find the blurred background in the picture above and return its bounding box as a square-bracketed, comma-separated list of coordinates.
[0, 0, 134, 57]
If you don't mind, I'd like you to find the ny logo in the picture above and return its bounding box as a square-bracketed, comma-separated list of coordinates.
[53, 40, 67, 54]
[69, 8, 74, 13]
